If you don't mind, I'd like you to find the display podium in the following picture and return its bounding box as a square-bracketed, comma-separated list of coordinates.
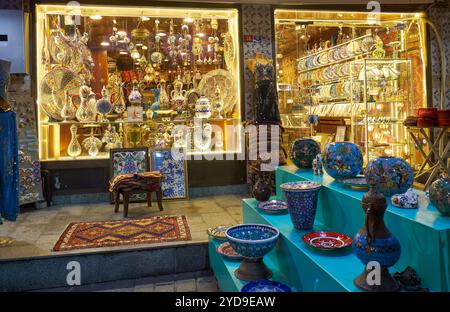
[209, 165, 450, 292]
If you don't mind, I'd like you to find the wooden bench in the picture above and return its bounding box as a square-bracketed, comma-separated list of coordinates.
[109, 171, 164, 218]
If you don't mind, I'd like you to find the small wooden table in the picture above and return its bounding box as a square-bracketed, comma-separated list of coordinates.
[109, 172, 164, 218]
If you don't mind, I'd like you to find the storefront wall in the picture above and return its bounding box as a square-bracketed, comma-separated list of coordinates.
[1, 0, 449, 203]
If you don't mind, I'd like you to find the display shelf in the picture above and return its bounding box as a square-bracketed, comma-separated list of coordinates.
[274, 165, 450, 291]
[208, 238, 294, 292]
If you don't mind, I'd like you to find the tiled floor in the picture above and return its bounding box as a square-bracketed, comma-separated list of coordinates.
[0, 195, 244, 261]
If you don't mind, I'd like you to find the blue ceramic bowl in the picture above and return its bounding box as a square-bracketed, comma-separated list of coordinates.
[322, 142, 363, 180]
[225, 224, 279, 259]
[241, 280, 292, 292]
[365, 156, 413, 196]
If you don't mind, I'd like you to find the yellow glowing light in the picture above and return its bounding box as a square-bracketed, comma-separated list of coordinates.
[100, 41, 110, 46]
[90, 15, 102, 20]
[131, 49, 140, 59]
[184, 18, 194, 23]
[117, 30, 127, 36]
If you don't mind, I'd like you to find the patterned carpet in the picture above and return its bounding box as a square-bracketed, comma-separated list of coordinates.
[53, 216, 191, 251]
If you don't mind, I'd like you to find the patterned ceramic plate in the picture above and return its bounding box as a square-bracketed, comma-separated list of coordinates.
[391, 201, 418, 209]
[302, 231, 352, 250]
[337, 175, 369, 189]
[207, 225, 232, 241]
[216, 242, 243, 260]
[256, 200, 288, 214]
[241, 280, 292, 292]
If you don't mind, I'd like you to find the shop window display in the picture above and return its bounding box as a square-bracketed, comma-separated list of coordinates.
[35, 4, 241, 161]
[274, 10, 428, 165]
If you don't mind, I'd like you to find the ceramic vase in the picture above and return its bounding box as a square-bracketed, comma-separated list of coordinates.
[289, 138, 321, 169]
[365, 156, 413, 196]
[253, 176, 271, 202]
[195, 92, 212, 119]
[280, 181, 322, 230]
[321, 142, 363, 179]
[352, 185, 401, 291]
[67, 124, 82, 158]
[428, 177, 450, 216]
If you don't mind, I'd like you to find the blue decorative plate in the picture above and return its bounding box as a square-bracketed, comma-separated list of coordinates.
[241, 280, 292, 292]
[256, 200, 288, 214]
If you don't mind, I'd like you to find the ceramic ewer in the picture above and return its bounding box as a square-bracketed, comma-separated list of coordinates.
[321, 142, 363, 180]
[289, 138, 321, 169]
[365, 156, 413, 197]
[428, 177, 450, 216]
[226, 224, 279, 281]
[352, 186, 401, 292]
[280, 181, 322, 230]
[252, 174, 271, 202]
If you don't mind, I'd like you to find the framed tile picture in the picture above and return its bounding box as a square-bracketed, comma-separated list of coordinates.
[109, 147, 149, 202]
[150, 149, 188, 200]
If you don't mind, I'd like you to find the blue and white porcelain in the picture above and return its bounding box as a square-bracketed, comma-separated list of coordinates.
[391, 188, 419, 209]
[365, 156, 413, 196]
[225, 224, 279, 259]
[241, 280, 292, 292]
[321, 142, 363, 180]
[312, 153, 323, 175]
[280, 181, 322, 230]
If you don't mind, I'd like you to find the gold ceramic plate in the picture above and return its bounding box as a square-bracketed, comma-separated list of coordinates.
[197, 69, 237, 117]
[207, 225, 233, 240]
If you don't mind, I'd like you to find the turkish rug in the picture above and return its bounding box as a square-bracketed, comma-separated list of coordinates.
[53, 215, 191, 251]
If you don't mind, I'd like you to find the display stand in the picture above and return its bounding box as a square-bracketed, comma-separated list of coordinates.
[209, 166, 450, 292]
[407, 126, 449, 190]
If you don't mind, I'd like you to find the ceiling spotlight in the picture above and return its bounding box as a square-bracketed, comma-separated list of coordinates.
[184, 18, 194, 23]
[100, 41, 110, 46]
[141, 16, 150, 21]
[90, 15, 102, 20]
[195, 33, 205, 37]
[156, 32, 167, 37]
[135, 43, 143, 47]
[119, 50, 128, 55]
[142, 45, 148, 50]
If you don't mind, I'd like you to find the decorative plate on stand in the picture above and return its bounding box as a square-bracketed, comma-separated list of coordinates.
[302, 231, 352, 251]
[256, 200, 288, 214]
[39, 67, 83, 121]
[197, 69, 237, 117]
[216, 242, 243, 260]
[241, 280, 292, 292]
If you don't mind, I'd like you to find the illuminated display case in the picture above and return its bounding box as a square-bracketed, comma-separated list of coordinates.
[274, 9, 428, 166]
[36, 4, 242, 161]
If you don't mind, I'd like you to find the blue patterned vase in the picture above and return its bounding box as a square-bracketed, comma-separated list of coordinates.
[352, 186, 401, 291]
[280, 181, 322, 230]
[428, 177, 450, 216]
[321, 142, 363, 179]
[365, 156, 413, 197]
[289, 138, 321, 169]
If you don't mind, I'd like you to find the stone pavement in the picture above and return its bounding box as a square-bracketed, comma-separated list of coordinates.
[0, 195, 244, 260]
[36, 274, 218, 292]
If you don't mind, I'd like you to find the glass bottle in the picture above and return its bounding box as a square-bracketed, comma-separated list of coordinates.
[158, 81, 170, 110]
[95, 86, 112, 122]
[113, 82, 126, 121]
[76, 85, 97, 122]
[61, 91, 76, 122]
[67, 124, 82, 158]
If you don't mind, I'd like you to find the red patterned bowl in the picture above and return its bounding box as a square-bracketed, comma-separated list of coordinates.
[437, 109, 450, 120]
[418, 107, 438, 119]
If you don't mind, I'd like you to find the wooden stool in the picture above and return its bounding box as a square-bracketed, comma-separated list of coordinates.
[109, 172, 164, 218]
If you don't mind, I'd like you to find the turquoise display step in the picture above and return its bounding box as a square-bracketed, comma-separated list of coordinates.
[209, 238, 295, 292]
[275, 166, 450, 292]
